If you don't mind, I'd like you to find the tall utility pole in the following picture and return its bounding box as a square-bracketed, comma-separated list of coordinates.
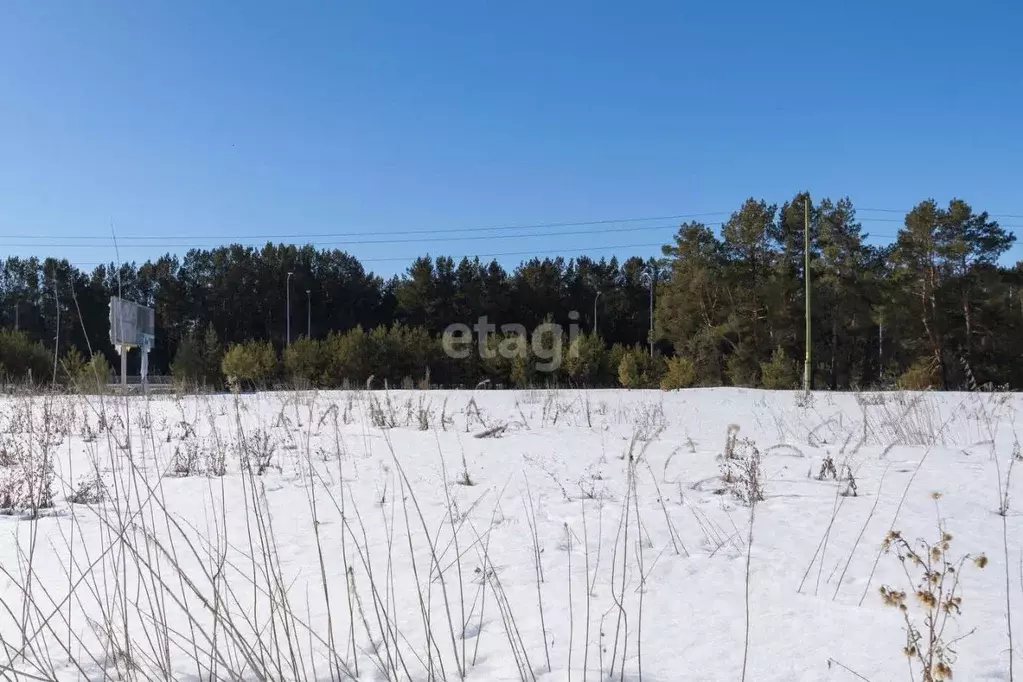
[286, 271, 294, 346]
[306, 289, 311, 338]
[643, 266, 655, 357]
[52, 283, 60, 384]
[593, 291, 602, 337]
[803, 198, 812, 394]
[878, 313, 883, 371]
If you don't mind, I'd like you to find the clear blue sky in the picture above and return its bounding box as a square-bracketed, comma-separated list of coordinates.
[2, 1, 1021, 277]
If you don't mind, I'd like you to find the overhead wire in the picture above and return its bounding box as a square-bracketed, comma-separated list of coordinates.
[1, 217, 980, 249]
[1, 215, 1020, 248]
[0, 212, 731, 242]
[67, 242, 673, 268]
[3, 205, 1021, 271]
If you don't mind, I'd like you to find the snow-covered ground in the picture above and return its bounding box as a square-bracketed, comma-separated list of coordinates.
[0, 388, 1019, 681]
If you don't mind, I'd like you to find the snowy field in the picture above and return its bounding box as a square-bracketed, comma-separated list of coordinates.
[0, 388, 1019, 681]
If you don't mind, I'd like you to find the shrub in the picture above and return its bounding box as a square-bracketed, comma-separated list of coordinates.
[618, 349, 641, 388]
[530, 316, 565, 384]
[564, 332, 606, 386]
[221, 340, 278, 389]
[171, 324, 223, 388]
[724, 344, 758, 387]
[75, 353, 112, 393]
[898, 357, 939, 390]
[760, 347, 797, 390]
[480, 332, 515, 386]
[283, 336, 325, 386]
[388, 324, 436, 384]
[510, 352, 535, 388]
[661, 355, 696, 390]
[59, 347, 87, 385]
[607, 343, 627, 383]
[0, 330, 50, 384]
[323, 326, 372, 385]
[642, 353, 666, 387]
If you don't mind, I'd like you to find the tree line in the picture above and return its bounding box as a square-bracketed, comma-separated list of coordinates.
[1, 193, 1020, 390]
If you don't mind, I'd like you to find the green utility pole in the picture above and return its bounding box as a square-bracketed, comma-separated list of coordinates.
[803, 198, 811, 394]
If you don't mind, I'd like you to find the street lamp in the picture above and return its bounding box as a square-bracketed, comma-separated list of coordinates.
[306, 289, 311, 338]
[286, 272, 294, 346]
[593, 291, 602, 337]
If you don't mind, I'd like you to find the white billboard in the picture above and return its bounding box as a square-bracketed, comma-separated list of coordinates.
[109, 297, 155, 348]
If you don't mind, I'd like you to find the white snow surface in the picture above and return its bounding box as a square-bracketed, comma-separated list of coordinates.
[0, 388, 1019, 681]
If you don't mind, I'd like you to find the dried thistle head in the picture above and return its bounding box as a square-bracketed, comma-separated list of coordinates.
[915, 589, 937, 608]
[973, 554, 988, 569]
[882, 529, 903, 551]
[880, 586, 907, 608]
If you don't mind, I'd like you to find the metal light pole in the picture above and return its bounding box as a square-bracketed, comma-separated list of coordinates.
[593, 290, 602, 337]
[803, 198, 812, 394]
[306, 289, 311, 338]
[286, 272, 294, 346]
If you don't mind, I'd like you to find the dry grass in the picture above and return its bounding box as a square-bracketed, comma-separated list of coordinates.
[879, 501, 987, 682]
[0, 387, 687, 682]
[0, 385, 1013, 680]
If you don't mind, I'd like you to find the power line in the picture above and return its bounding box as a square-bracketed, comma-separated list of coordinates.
[0, 228, 909, 264]
[65, 242, 674, 268]
[0, 218, 991, 250]
[2, 203, 1022, 246]
[50, 232, 912, 271]
[0, 223, 686, 249]
[0, 212, 732, 242]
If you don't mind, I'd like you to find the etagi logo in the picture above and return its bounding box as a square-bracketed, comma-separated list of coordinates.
[441, 313, 583, 372]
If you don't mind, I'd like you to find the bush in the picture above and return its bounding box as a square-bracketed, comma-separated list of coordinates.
[221, 340, 278, 389]
[898, 357, 939, 390]
[59, 347, 87, 385]
[480, 332, 514, 386]
[75, 353, 112, 393]
[618, 349, 641, 388]
[283, 336, 325, 386]
[661, 355, 696, 390]
[607, 343, 627, 383]
[0, 330, 51, 384]
[643, 353, 666, 387]
[388, 324, 435, 384]
[618, 346, 662, 389]
[323, 327, 372, 386]
[510, 352, 535, 388]
[760, 347, 797, 390]
[724, 344, 758, 387]
[171, 324, 223, 388]
[564, 332, 606, 386]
